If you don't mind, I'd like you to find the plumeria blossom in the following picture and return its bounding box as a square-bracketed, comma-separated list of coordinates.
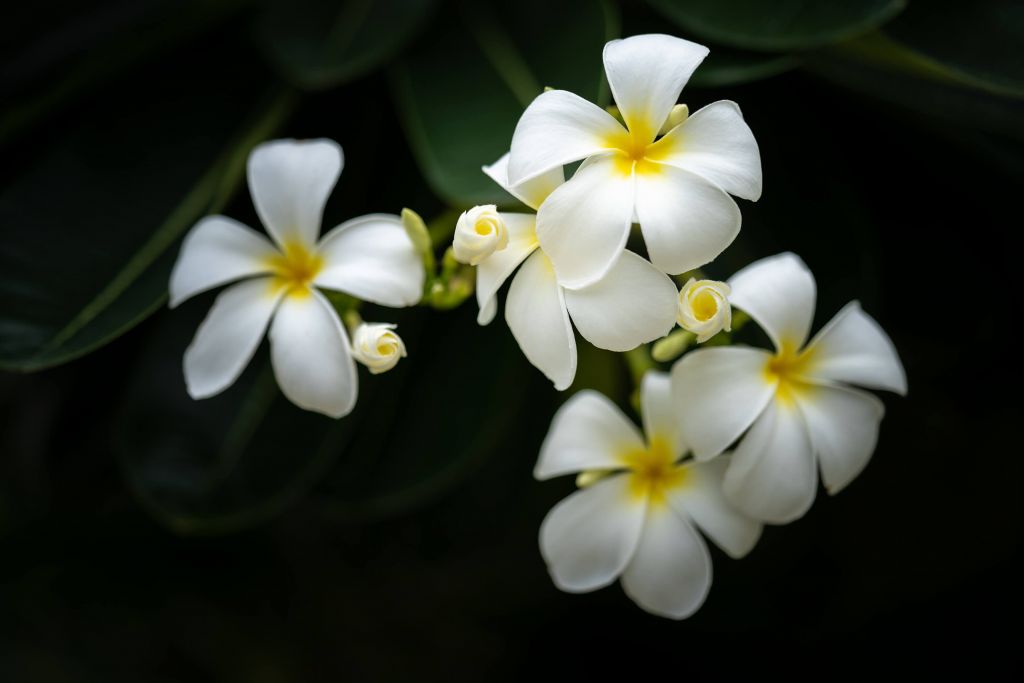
[535, 373, 762, 619]
[672, 253, 907, 523]
[471, 153, 677, 390]
[350, 322, 407, 374]
[507, 33, 762, 288]
[677, 278, 731, 342]
[452, 204, 508, 265]
[169, 139, 423, 418]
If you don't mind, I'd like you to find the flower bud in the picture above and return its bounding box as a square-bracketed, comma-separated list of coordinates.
[452, 205, 508, 265]
[350, 323, 406, 374]
[677, 278, 731, 343]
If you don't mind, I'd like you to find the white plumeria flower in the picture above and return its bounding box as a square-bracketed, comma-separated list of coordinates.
[169, 139, 424, 418]
[536, 373, 762, 620]
[671, 253, 907, 523]
[350, 322, 406, 375]
[677, 278, 731, 342]
[507, 33, 762, 288]
[452, 204, 508, 265]
[473, 153, 677, 390]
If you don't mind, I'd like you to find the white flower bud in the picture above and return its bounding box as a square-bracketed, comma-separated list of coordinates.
[677, 278, 732, 343]
[350, 323, 406, 375]
[452, 205, 508, 265]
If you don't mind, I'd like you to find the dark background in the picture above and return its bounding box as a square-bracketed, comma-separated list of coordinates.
[1, 0, 1021, 679]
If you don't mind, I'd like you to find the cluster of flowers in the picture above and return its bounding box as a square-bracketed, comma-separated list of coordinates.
[452, 34, 906, 618]
[169, 33, 906, 620]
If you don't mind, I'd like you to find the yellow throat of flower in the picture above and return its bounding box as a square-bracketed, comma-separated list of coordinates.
[606, 121, 677, 177]
[763, 342, 816, 405]
[267, 240, 323, 297]
[620, 434, 688, 504]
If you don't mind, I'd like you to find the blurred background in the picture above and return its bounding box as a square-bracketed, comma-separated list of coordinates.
[1, 0, 1021, 679]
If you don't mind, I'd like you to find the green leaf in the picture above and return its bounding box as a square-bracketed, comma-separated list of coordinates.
[808, 40, 1024, 141]
[646, 0, 906, 52]
[689, 48, 800, 88]
[0, 0, 252, 144]
[115, 301, 361, 536]
[391, 0, 618, 206]
[311, 305, 544, 522]
[881, 0, 1024, 98]
[256, 0, 438, 90]
[117, 302, 542, 532]
[0, 56, 293, 372]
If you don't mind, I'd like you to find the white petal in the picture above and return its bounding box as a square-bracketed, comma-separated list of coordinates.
[634, 164, 741, 275]
[482, 152, 564, 211]
[603, 34, 708, 143]
[804, 301, 908, 395]
[475, 213, 538, 325]
[724, 400, 817, 524]
[652, 101, 763, 201]
[315, 213, 424, 307]
[794, 384, 885, 495]
[563, 250, 677, 352]
[507, 90, 624, 185]
[269, 289, 357, 418]
[247, 138, 342, 248]
[169, 216, 278, 307]
[540, 474, 647, 593]
[641, 371, 685, 458]
[668, 456, 762, 559]
[621, 506, 711, 620]
[728, 252, 817, 351]
[505, 251, 577, 391]
[672, 346, 776, 460]
[535, 154, 635, 288]
[535, 390, 645, 480]
[183, 277, 282, 399]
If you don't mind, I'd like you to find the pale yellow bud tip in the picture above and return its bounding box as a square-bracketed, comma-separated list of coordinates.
[677, 278, 732, 343]
[452, 205, 509, 266]
[351, 323, 407, 375]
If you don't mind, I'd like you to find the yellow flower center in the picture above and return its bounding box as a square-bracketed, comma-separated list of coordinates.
[763, 342, 817, 405]
[266, 240, 323, 297]
[620, 434, 689, 504]
[690, 289, 719, 321]
[606, 119, 681, 177]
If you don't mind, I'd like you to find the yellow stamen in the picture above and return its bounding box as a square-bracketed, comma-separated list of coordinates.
[763, 342, 817, 405]
[266, 240, 323, 297]
[620, 434, 689, 505]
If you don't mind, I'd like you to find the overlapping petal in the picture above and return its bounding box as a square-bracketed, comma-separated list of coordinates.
[183, 277, 283, 400]
[474, 213, 538, 325]
[483, 152, 564, 211]
[540, 474, 647, 593]
[620, 506, 711, 620]
[507, 90, 624, 185]
[247, 138, 342, 248]
[651, 101, 762, 201]
[795, 384, 885, 495]
[315, 214, 424, 307]
[640, 371, 686, 458]
[635, 164, 741, 275]
[672, 346, 777, 460]
[169, 216, 278, 308]
[603, 34, 709, 143]
[268, 289, 357, 418]
[535, 153, 635, 288]
[668, 457, 762, 559]
[724, 400, 817, 523]
[563, 250, 677, 352]
[505, 251, 577, 391]
[804, 301, 908, 395]
[535, 390, 645, 480]
[728, 252, 817, 351]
